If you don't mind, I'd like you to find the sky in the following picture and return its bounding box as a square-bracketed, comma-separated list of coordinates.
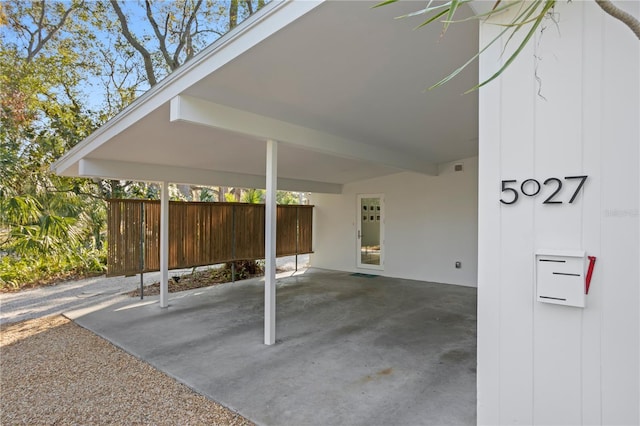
[1, 0, 264, 117]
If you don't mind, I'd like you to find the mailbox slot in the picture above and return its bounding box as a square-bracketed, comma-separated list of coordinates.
[535, 250, 586, 308]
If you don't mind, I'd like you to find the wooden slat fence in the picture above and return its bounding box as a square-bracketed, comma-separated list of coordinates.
[107, 200, 313, 277]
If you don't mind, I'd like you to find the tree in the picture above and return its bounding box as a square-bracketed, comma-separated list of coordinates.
[1, 0, 269, 288]
[376, 0, 640, 92]
[105, 0, 268, 201]
[107, 0, 265, 89]
[1, 0, 104, 259]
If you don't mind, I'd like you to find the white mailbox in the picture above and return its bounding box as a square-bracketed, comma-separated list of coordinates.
[535, 249, 586, 308]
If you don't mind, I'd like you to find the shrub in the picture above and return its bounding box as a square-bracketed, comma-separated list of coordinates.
[223, 260, 264, 280]
[0, 248, 106, 291]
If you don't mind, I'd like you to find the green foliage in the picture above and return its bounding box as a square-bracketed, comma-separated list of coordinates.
[218, 189, 303, 205]
[0, 248, 106, 291]
[1, 1, 108, 288]
[199, 187, 218, 202]
[0, 0, 270, 289]
[0, 188, 108, 291]
[277, 191, 303, 205]
[241, 189, 264, 204]
[224, 192, 237, 202]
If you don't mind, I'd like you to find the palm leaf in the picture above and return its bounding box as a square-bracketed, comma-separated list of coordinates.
[415, 9, 449, 30]
[429, 25, 511, 90]
[467, 1, 555, 92]
[377, 0, 559, 92]
[398, 2, 456, 20]
[372, 0, 399, 9]
[441, 0, 462, 35]
[437, 2, 521, 23]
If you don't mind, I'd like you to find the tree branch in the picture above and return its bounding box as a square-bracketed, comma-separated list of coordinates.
[145, 0, 175, 70]
[26, 1, 78, 62]
[110, 0, 157, 86]
[595, 0, 640, 39]
[229, 0, 238, 30]
[172, 1, 190, 67]
[34, 0, 46, 53]
[174, 0, 203, 64]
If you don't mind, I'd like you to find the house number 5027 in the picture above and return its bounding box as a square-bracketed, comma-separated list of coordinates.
[500, 175, 588, 205]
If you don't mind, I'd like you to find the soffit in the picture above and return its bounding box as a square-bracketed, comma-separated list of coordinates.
[62, 1, 479, 191]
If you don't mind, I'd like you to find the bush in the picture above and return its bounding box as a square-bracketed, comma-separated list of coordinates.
[0, 248, 106, 291]
[223, 260, 264, 280]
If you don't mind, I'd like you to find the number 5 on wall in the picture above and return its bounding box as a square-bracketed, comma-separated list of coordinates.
[500, 180, 519, 205]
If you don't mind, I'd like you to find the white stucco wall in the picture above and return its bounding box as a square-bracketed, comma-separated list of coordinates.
[310, 156, 478, 287]
[477, 2, 639, 425]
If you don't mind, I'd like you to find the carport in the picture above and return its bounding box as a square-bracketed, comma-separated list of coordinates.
[47, 0, 640, 423]
[51, 0, 479, 345]
[66, 269, 477, 425]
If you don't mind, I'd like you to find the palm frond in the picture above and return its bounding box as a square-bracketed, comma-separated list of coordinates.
[379, 0, 558, 92]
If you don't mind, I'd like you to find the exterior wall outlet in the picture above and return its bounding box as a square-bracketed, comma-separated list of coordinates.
[455, 261, 462, 269]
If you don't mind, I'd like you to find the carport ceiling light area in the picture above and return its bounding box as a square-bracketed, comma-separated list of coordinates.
[53, 1, 479, 193]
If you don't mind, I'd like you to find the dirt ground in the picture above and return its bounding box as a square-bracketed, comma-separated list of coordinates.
[125, 261, 276, 298]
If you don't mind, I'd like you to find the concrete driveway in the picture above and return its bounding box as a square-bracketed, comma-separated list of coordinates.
[67, 268, 477, 426]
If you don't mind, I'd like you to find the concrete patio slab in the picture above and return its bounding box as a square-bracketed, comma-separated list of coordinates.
[66, 268, 477, 426]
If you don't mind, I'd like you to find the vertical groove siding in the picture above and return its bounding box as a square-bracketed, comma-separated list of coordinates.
[106, 200, 313, 277]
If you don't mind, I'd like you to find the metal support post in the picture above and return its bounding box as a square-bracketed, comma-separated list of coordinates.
[159, 182, 169, 308]
[139, 202, 145, 299]
[265, 140, 278, 345]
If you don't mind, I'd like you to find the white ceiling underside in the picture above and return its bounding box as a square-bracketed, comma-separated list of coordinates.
[54, 1, 479, 193]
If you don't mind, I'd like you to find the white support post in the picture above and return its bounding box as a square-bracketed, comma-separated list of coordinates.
[159, 181, 169, 308]
[265, 140, 278, 345]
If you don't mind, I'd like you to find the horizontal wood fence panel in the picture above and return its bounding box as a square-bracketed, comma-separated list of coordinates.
[106, 200, 313, 277]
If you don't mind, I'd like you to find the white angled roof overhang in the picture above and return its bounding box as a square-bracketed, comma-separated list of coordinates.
[52, 0, 479, 194]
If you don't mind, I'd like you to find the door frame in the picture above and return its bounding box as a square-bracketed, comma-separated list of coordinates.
[356, 193, 385, 270]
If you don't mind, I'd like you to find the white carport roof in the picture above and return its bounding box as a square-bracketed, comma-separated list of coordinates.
[52, 0, 478, 194]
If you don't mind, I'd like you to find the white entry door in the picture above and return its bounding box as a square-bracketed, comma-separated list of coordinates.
[356, 194, 384, 270]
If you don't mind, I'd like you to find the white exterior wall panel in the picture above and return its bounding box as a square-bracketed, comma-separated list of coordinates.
[311, 157, 479, 287]
[477, 2, 639, 425]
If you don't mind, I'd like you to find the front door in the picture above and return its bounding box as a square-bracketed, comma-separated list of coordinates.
[357, 194, 384, 270]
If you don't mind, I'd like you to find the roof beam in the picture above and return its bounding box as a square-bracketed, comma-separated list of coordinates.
[77, 159, 342, 194]
[170, 95, 438, 176]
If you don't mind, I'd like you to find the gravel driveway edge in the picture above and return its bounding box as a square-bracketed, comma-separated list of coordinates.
[0, 315, 254, 426]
